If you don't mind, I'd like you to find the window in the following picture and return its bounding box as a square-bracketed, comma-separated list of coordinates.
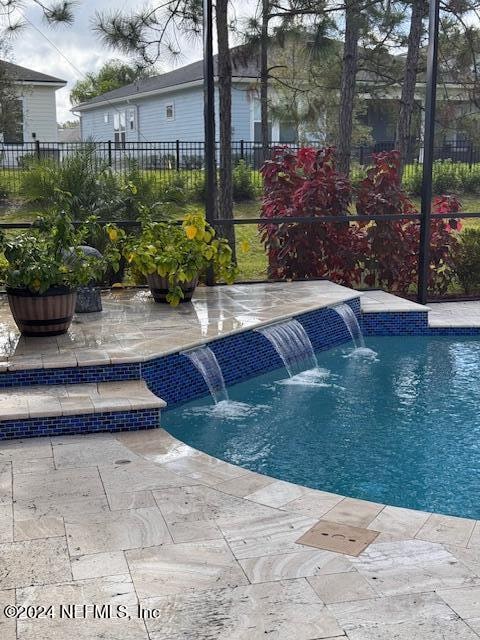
[104, 112, 109, 124]
[0, 98, 24, 144]
[165, 104, 174, 120]
[254, 121, 272, 143]
[113, 111, 126, 149]
[128, 108, 136, 131]
[279, 122, 297, 144]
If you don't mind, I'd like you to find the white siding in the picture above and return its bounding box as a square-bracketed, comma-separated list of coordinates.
[18, 85, 60, 142]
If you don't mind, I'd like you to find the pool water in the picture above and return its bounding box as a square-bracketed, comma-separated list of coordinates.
[163, 336, 480, 519]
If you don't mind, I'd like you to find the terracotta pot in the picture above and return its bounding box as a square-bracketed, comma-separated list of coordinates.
[146, 274, 198, 303]
[6, 286, 77, 337]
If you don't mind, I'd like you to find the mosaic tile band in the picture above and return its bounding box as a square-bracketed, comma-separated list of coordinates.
[0, 408, 160, 440]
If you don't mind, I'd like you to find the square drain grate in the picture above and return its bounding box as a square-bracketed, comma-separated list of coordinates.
[296, 520, 379, 557]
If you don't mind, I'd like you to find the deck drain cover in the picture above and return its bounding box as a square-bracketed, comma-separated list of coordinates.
[296, 520, 379, 557]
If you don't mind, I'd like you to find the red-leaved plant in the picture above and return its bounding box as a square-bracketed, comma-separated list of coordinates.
[260, 147, 460, 295]
[357, 151, 460, 294]
[260, 146, 367, 285]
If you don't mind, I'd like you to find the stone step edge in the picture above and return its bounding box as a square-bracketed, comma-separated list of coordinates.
[0, 380, 166, 422]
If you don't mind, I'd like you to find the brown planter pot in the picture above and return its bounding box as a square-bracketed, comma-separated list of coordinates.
[6, 286, 77, 337]
[147, 274, 198, 303]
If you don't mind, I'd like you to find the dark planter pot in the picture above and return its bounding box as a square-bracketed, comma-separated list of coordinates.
[6, 286, 77, 337]
[146, 274, 198, 303]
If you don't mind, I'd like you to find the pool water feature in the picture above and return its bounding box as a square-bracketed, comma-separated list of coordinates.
[257, 319, 318, 377]
[333, 303, 365, 348]
[164, 336, 480, 520]
[182, 346, 228, 404]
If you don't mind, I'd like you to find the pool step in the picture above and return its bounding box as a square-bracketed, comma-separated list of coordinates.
[0, 380, 166, 440]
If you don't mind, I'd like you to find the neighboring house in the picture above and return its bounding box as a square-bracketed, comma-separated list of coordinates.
[75, 44, 476, 163]
[58, 124, 81, 143]
[0, 60, 66, 144]
[74, 50, 297, 146]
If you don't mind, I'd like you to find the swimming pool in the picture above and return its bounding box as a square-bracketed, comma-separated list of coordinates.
[163, 336, 480, 519]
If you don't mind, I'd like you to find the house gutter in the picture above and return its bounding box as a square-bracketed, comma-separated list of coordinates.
[73, 77, 258, 112]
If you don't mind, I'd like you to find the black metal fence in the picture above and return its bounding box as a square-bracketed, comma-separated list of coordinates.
[2, 139, 480, 197]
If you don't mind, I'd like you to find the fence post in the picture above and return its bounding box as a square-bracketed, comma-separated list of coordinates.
[469, 142, 474, 168]
[35, 139, 41, 161]
[240, 139, 244, 160]
[108, 140, 112, 167]
[176, 140, 180, 171]
[359, 145, 364, 166]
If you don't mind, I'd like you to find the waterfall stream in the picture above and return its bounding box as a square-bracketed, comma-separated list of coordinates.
[257, 319, 318, 377]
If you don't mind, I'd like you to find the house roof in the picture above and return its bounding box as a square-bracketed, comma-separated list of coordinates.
[0, 60, 66, 85]
[75, 48, 259, 110]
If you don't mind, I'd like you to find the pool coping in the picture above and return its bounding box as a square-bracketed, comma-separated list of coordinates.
[0, 287, 364, 373]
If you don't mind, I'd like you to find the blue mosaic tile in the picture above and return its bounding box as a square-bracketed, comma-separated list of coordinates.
[362, 311, 429, 336]
[142, 299, 360, 407]
[0, 363, 141, 389]
[0, 408, 160, 441]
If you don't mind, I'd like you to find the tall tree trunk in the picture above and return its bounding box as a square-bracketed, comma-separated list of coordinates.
[216, 0, 236, 259]
[260, 0, 269, 163]
[396, 0, 427, 175]
[337, 0, 361, 176]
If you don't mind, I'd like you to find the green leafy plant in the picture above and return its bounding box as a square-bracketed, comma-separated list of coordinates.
[233, 160, 256, 201]
[124, 212, 235, 305]
[0, 203, 121, 294]
[453, 227, 480, 294]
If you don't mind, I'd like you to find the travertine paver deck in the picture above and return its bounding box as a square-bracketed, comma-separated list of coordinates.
[1, 428, 480, 639]
[0, 281, 360, 371]
[428, 300, 480, 327]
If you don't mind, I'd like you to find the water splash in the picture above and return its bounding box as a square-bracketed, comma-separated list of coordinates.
[183, 346, 228, 404]
[257, 319, 318, 377]
[184, 400, 270, 421]
[277, 367, 335, 387]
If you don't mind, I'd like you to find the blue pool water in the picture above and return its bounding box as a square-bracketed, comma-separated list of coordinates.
[163, 336, 480, 519]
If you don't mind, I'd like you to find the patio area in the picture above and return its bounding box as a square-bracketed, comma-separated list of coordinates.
[0, 282, 480, 639]
[1, 427, 480, 639]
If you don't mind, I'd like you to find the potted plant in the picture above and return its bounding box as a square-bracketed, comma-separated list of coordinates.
[124, 213, 235, 305]
[0, 210, 120, 336]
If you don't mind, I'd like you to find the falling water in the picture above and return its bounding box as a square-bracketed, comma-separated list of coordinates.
[333, 303, 365, 349]
[257, 319, 318, 377]
[183, 346, 229, 404]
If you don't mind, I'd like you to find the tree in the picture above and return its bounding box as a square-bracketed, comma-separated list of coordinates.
[337, 1, 363, 175]
[396, 0, 427, 174]
[0, 0, 75, 34]
[216, 0, 236, 257]
[70, 59, 155, 105]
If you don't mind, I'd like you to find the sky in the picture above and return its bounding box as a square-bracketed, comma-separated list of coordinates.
[4, 0, 219, 123]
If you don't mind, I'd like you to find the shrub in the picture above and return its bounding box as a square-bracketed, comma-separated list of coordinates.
[260, 146, 367, 284]
[20, 145, 113, 215]
[432, 161, 461, 194]
[233, 160, 256, 201]
[0, 177, 9, 202]
[453, 227, 480, 294]
[402, 163, 423, 195]
[357, 151, 460, 295]
[190, 173, 206, 202]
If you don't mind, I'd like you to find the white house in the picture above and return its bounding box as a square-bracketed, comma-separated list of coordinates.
[0, 60, 66, 144]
